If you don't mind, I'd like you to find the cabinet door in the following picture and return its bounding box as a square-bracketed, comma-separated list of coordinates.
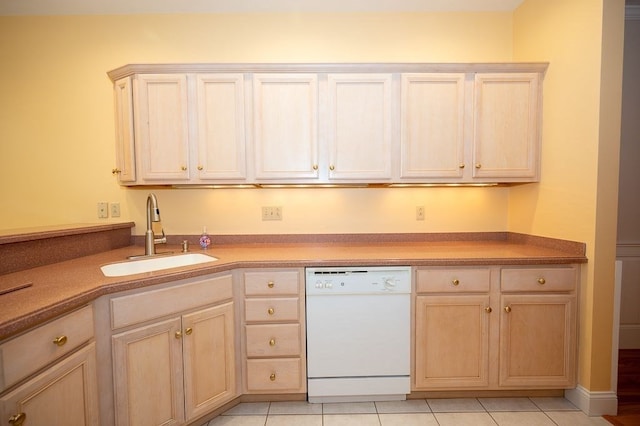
[182, 302, 236, 421]
[0, 343, 99, 426]
[415, 295, 491, 389]
[400, 73, 466, 179]
[113, 77, 136, 183]
[499, 294, 576, 388]
[327, 74, 393, 181]
[195, 74, 247, 181]
[473, 73, 540, 181]
[134, 74, 190, 181]
[112, 318, 185, 426]
[253, 74, 319, 180]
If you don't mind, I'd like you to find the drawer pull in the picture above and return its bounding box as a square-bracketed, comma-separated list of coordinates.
[52, 335, 68, 347]
[268, 308, 275, 315]
[8, 413, 26, 426]
[269, 338, 276, 346]
[175, 331, 182, 339]
[452, 279, 460, 286]
[504, 306, 512, 313]
[185, 327, 193, 336]
[268, 281, 275, 288]
[485, 307, 492, 313]
[270, 373, 276, 381]
[537, 278, 546, 285]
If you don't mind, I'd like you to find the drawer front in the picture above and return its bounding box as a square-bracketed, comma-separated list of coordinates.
[501, 267, 577, 292]
[111, 273, 233, 329]
[246, 358, 303, 392]
[244, 270, 300, 296]
[246, 324, 301, 357]
[416, 268, 491, 293]
[0, 305, 94, 391]
[244, 298, 300, 322]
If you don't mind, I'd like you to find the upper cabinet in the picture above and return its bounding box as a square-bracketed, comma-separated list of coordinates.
[108, 63, 547, 186]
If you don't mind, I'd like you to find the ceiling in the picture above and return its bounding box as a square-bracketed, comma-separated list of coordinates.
[0, 0, 527, 16]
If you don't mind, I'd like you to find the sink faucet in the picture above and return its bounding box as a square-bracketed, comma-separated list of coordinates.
[144, 193, 167, 256]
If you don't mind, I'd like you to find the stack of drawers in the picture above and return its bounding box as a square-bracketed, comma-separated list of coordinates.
[243, 269, 306, 394]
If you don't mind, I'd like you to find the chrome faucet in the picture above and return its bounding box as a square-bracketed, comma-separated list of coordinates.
[144, 193, 167, 256]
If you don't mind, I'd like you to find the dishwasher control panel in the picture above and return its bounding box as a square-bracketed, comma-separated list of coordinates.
[305, 266, 411, 295]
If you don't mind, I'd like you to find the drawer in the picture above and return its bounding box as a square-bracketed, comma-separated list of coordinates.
[501, 267, 577, 292]
[416, 268, 491, 293]
[0, 305, 94, 391]
[245, 298, 300, 322]
[244, 270, 300, 296]
[111, 273, 232, 329]
[246, 324, 301, 357]
[246, 358, 303, 392]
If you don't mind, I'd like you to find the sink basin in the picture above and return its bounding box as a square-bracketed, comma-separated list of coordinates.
[101, 253, 218, 277]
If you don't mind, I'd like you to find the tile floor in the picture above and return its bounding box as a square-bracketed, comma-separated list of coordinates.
[205, 397, 612, 425]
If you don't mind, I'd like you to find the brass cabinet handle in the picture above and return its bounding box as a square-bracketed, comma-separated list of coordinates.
[537, 278, 546, 285]
[181, 166, 187, 171]
[485, 307, 492, 313]
[475, 163, 482, 169]
[267, 308, 275, 315]
[270, 373, 276, 381]
[175, 331, 182, 339]
[197, 165, 203, 171]
[452, 279, 460, 286]
[459, 163, 465, 169]
[269, 338, 276, 346]
[312, 164, 318, 170]
[185, 327, 193, 336]
[268, 281, 275, 288]
[53, 335, 68, 347]
[329, 165, 335, 171]
[111, 168, 121, 175]
[8, 413, 26, 426]
[504, 306, 512, 313]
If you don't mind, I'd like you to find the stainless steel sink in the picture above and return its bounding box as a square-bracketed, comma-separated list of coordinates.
[100, 253, 218, 277]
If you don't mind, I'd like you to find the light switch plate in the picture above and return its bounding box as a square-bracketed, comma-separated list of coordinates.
[97, 202, 109, 219]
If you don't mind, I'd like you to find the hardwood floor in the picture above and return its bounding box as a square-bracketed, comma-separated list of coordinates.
[604, 350, 640, 425]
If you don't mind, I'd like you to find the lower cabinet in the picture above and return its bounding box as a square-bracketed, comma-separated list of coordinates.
[110, 273, 236, 426]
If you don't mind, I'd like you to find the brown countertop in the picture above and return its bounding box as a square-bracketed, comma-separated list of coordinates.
[0, 232, 586, 341]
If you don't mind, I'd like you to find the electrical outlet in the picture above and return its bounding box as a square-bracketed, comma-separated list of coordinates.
[97, 202, 109, 219]
[416, 206, 425, 221]
[110, 203, 121, 218]
[262, 206, 283, 221]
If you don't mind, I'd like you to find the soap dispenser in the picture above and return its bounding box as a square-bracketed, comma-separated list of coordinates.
[199, 226, 211, 249]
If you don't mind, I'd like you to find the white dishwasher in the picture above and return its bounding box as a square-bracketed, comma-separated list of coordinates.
[305, 266, 411, 403]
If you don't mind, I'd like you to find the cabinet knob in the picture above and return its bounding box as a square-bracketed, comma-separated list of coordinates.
[312, 164, 318, 170]
[267, 308, 275, 315]
[504, 306, 512, 313]
[485, 307, 492, 313]
[269, 338, 276, 346]
[459, 163, 465, 169]
[52, 335, 68, 347]
[185, 327, 193, 336]
[268, 281, 275, 288]
[8, 413, 26, 426]
[329, 165, 335, 171]
[270, 373, 276, 381]
[475, 163, 482, 169]
[111, 168, 121, 175]
[452, 279, 460, 286]
[537, 278, 546, 285]
[197, 165, 203, 171]
[175, 331, 182, 339]
[181, 166, 187, 171]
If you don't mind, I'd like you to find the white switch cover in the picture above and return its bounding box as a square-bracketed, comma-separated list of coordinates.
[97, 202, 109, 219]
[110, 203, 121, 218]
[262, 206, 282, 221]
[416, 206, 425, 221]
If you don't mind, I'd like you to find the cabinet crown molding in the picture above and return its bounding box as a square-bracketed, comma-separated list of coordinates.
[107, 62, 549, 82]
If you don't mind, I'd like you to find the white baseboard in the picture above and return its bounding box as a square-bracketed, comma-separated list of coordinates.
[565, 385, 618, 416]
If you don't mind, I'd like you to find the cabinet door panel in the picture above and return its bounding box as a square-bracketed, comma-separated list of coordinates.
[415, 295, 490, 389]
[113, 77, 136, 183]
[327, 74, 393, 180]
[253, 74, 319, 179]
[182, 302, 236, 421]
[499, 294, 576, 387]
[401, 73, 466, 179]
[135, 74, 190, 181]
[112, 318, 184, 426]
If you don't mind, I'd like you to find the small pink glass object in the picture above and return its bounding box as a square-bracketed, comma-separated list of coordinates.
[199, 227, 211, 249]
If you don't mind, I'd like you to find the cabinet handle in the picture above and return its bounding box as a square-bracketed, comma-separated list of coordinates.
[504, 306, 512, 313]
[52, 335, 68, 347]
[537, 278, 546, 285]
[111, 168, 121, 175]
[8, 413, 26, 426]
[181, 166, 187, 171]
[268, 281, 275, 288]
[459, 163, 465, 169]
[267, 308, 275, 315]
[485, 307, 492, 313]
[475, 163, 482, 169]
[197, 165, 203, 171]
[329, 165, 335, 171]
[185, 327, 193, 336]
[269, 338, 276, 346]
[270, 373, 276, 381]
[175, 331, 182, 339]
[312, 164, 318, 170]
[452, 279, 460, 286]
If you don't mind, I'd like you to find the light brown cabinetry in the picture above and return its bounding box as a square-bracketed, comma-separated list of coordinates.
[242, 269, 306, 394]
[413, 265, 578, 391]
[0, 306, 99, 425]
[110, 273, 236, 426]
